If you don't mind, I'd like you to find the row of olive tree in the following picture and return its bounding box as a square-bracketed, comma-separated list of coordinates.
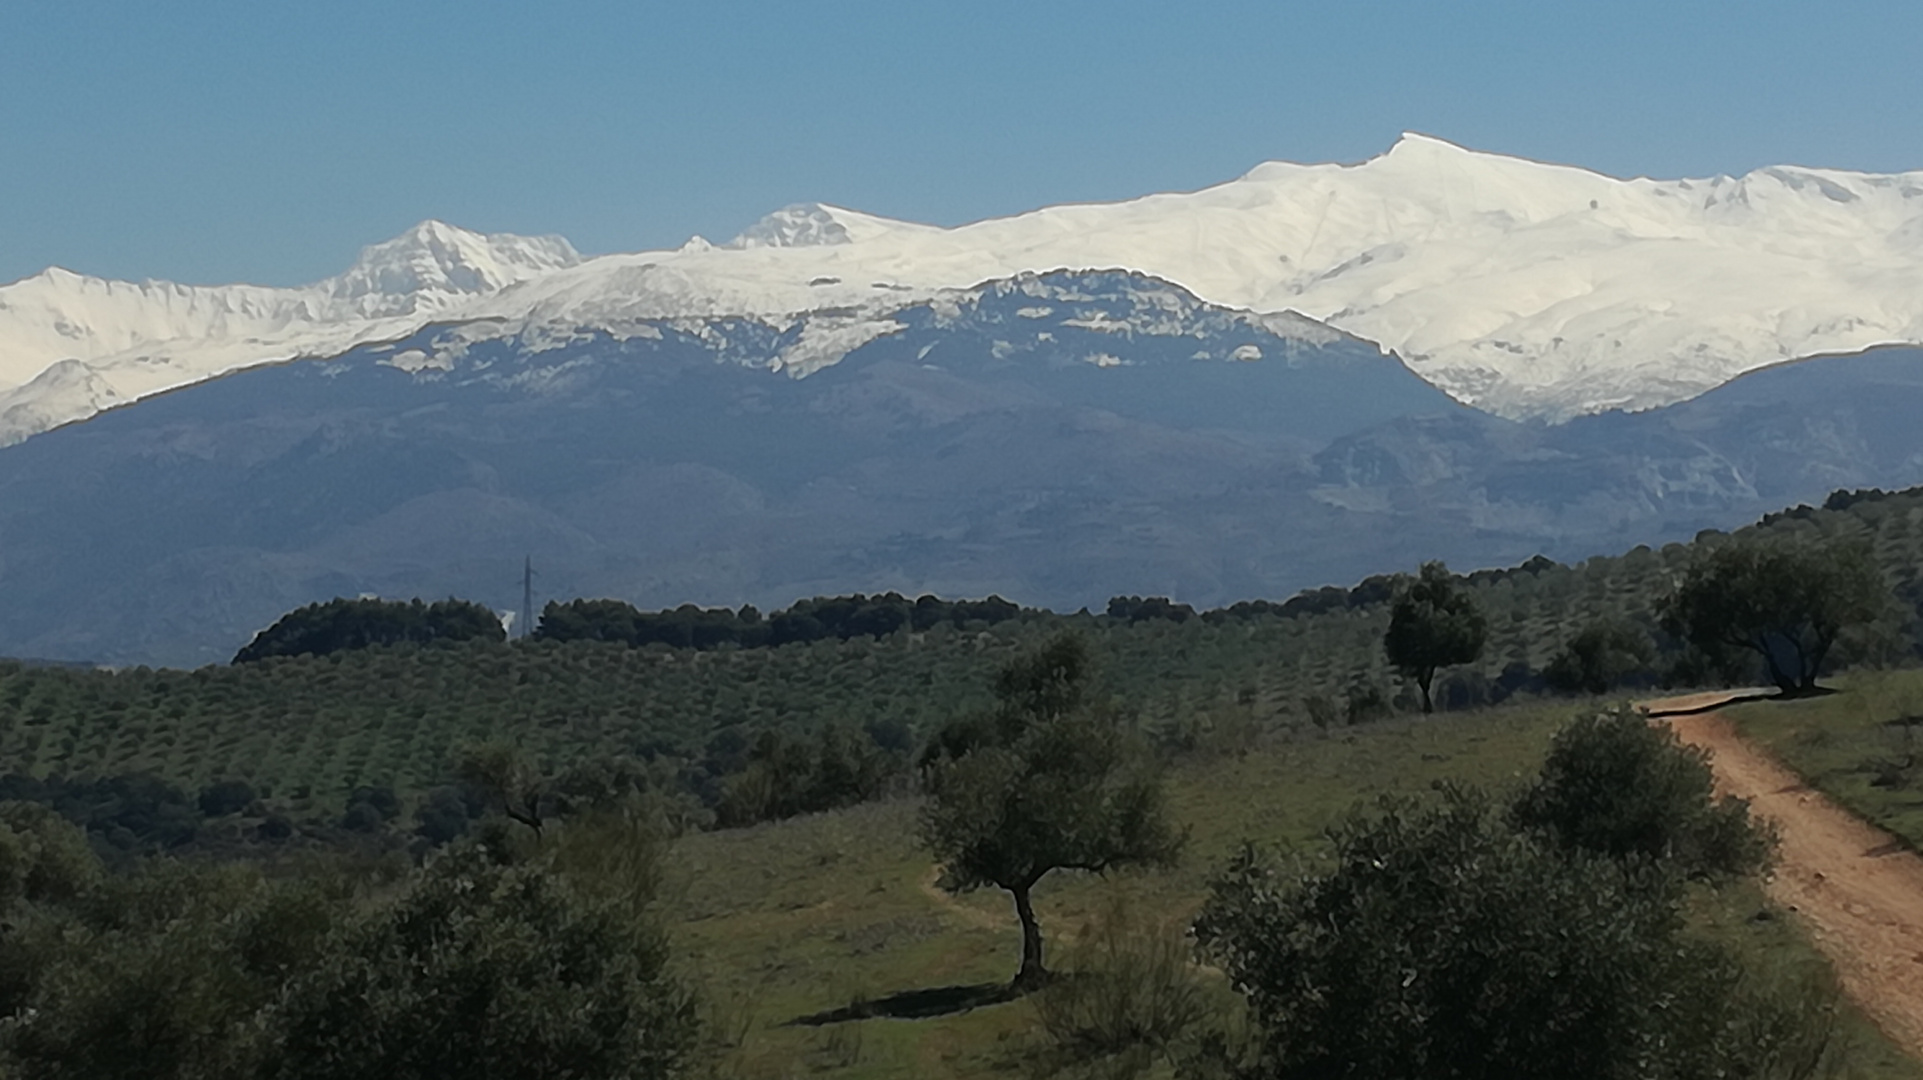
[1382, 532, 1891, 710]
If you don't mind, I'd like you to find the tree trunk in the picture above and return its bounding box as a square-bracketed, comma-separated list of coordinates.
[1417, 670, 1435, 715]
[1802, 631, 1835, 693]
[1755, 634, 1797, 695]
[1010, 883, 1048, 992]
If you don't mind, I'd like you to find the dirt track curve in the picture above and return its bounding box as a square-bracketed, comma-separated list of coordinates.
[1650, 693, 1923, 1058]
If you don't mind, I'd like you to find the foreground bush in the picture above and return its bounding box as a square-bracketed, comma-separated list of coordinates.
[1192, 787, 1832, 1080]
[1511, 706, 1774, 881]
[267, 847, 696, 1080]
[0, 808, 699, 1080]
[1029, 900, 1221, 1078]
[0, 862, 341, 1080]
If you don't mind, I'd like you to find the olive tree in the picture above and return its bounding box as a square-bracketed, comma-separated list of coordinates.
[1543, 619, 1656, 695]
[1194, 787, 1831, 1080]
[1661, 535, 1886, 694]
[1510, 706, 1774, 881]
[920, 633, 1183, 991]
[266, 846, 697, 1080]
[1383, 562, 1487, 713]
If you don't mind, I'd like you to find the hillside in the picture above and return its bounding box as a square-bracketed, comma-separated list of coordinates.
[4, 483, 1923, 1076]
[4, 479, 1921, 836]
[0, 270, 1462, 665]
[666, 698, 1923, 1079]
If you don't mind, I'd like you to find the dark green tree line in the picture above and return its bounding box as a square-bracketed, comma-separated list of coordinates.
[234, 598, 503, 663]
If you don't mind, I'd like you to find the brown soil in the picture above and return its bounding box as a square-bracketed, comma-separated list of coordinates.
[1649, 693, 1923, 1058]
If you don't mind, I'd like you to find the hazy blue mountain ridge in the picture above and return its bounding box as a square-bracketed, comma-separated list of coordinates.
[3, 271, 1921, 667]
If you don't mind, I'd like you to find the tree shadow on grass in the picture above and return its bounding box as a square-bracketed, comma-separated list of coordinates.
[786, 982, 1018, 1026]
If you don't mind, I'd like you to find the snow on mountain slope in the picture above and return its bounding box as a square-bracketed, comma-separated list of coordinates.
[0, 222, 578, 441]
[9, 134, 1923, 443]
[446, 134, 1923, 416]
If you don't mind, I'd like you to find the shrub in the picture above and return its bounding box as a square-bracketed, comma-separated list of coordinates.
[0, 863, 338, 1080]
[1193, 787, 1819, 1080]
[198, 778, 258, 817]
[262, 847, 697, 1080]
[339, 802, 386, 834]
[0, 801, 101, 907]
[1510, 707, 1774, 881]
[1031, 899, 1217, 1078]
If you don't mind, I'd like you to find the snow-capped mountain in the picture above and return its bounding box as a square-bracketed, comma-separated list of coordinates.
[8, 133, 1923, 444]
[0, 222, 578, 443]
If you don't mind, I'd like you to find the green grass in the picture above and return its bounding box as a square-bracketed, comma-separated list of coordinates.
[667, 697, 1923, 1079]
[1726, 668, 1923, 853]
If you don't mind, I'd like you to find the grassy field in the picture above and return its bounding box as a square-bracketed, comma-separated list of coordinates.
[1726, 668, 1923, 854]
[668, 696, 1923, 1079]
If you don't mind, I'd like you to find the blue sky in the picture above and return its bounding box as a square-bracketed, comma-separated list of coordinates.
[4, 0, 1920, 287]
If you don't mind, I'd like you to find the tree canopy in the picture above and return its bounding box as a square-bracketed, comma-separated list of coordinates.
[1543, 618, 1656, 695]
[0, 802, 698, 1080]
[533, 593, 1024, 650]
[1383, 562, 1488, 713]
[920, 632, 1182, 990]
[1195, 778, 1822, 1080]
[1510, 707, 1774, 880]
[266, 848, 695, 1080]
[234, 598, 504, 663]
[1660, 535, 1887, 694]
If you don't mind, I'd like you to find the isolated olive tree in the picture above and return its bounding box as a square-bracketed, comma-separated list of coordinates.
[1383, 562, 1488, 713]
[1661, 536, 1886, 695]
[920, 633, 1183, 991]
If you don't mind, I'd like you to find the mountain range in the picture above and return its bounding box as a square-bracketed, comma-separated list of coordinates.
[2, 265, 1922, 666]
[8, 138, 1923, 665]
[9, 134, 1923, 447]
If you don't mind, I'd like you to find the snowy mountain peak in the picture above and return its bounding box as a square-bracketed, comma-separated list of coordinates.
[325, 220, 580, 312]
[0, 221, 584, 437]
[1385, 130, 1474, 156]
[726, 203, 859, 249]
[12, 134, 1923, 446]
[724, 203, 919, 249]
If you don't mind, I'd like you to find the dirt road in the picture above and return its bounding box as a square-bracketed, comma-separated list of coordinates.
[1651, 693, 1923, 1058]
